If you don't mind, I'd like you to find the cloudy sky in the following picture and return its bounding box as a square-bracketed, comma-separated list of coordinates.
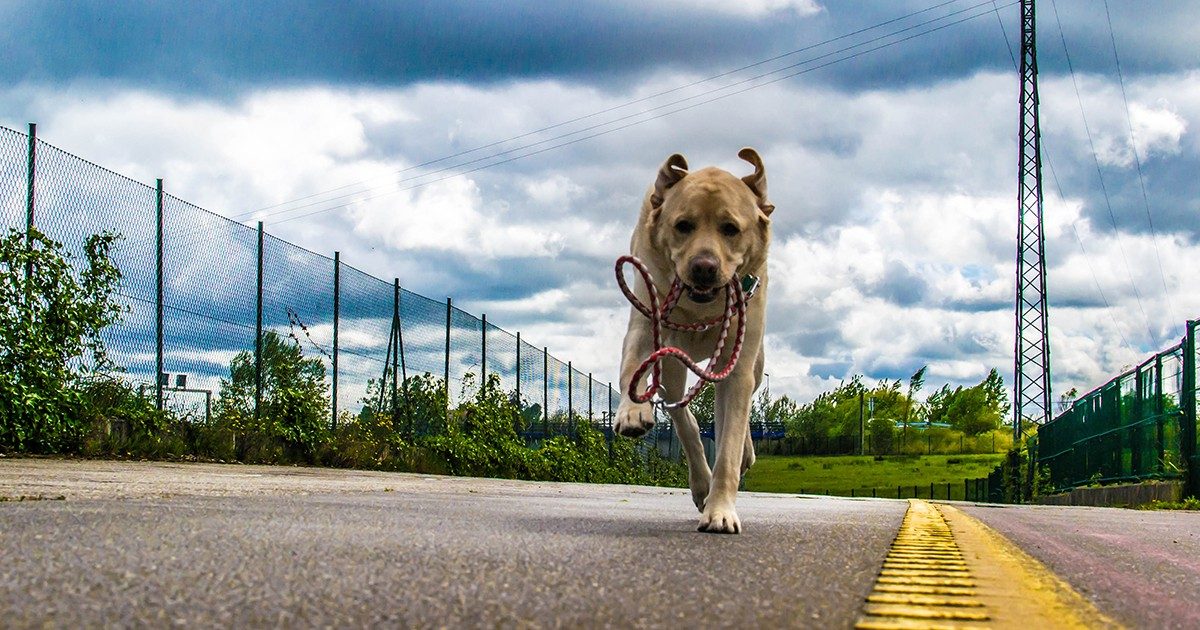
[3, 0, 1198, 414]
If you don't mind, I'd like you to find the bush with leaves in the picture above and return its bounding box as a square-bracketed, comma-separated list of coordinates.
[213, 330, 329, 461]
[0, 228, 125, 452]
[420, 374, 536, 479]
[77, 376, 182, 458]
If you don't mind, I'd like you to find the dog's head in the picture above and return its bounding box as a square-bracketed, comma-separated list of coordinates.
[648, 148, 773, 304]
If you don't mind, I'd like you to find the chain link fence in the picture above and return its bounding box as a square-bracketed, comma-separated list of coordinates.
[1037, 319, 1199, 494]
[1, 124, 681, 459]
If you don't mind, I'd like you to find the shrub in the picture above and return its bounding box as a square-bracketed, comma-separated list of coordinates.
[0, 228, 125, 453]
[212, 330, 329, 462]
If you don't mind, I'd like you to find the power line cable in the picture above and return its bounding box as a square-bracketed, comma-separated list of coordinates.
[991, 0, 1135, 354]
[233, 0, 972, 222]
[269, 3, 1015, 227]
[990, 0, 1019, 69]
[1045, 157, 1136, 353]
[1048, 0, 1157, 349]
[252, 1, 1003, 224]
[1101, 0, 1179, 333]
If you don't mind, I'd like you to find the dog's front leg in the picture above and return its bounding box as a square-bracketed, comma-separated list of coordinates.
[660, 362, 711, 512]
[698, 372, 754, 534]
[614, 308, 656, 438]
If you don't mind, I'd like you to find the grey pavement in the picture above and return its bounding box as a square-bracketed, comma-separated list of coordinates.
[961, 503, 1200, 630]
[0, 460, 905, 628]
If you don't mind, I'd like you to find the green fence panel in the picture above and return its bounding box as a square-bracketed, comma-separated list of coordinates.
[1038, 329, 1193, 493]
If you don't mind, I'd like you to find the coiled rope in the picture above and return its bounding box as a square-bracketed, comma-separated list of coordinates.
[615, 255, 751, 409]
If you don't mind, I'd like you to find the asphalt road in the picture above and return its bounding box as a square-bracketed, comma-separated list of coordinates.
[0, 460, 905, 628]
[3, 459, 1199, 628]
[961, 503, 1200, 630]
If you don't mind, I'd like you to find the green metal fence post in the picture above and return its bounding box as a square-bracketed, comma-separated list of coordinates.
[396, 285, 409, 433]
[568, 361, 573, 434]
[515, 332, 521, 405]
[444, 297, 451, 414]
[588, 373, 593, 422]
[255, 222, 264, 425]
[24, 122, 36, 305]
[858, 392, 865, 455]
[1155, 352, 1165, 474]
[392, 280, 400, 428]
[608, 382, 614, 459]
[1183, 320, 1198, 497]
[155, 179, 164, 411]
[481, 313, 487, 389]
[543, 347, 549, 436]
[331, 252, 339, 430]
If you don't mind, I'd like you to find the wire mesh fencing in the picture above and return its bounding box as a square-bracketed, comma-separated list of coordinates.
[1038, 319, 1199, 493]
[2, 123, 681, 464]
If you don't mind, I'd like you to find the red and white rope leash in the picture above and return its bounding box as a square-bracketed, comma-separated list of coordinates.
[615, 255, 749, 409]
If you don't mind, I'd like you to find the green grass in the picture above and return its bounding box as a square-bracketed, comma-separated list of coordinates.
[743, 454, 1004, 500]
[1138, 497, 1200, 511]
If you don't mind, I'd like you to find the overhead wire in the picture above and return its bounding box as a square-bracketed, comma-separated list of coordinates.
[260, 0, 1005, 224]
[991, 0, 1136, 354]
[265, 1, 1017, 227]
[1101, 0, 1180, 334]
[233, 0, 971, 222]
[1047, 0, 1157, 349]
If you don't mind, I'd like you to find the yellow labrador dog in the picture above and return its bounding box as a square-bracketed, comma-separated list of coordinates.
[615, 148, 772, 534]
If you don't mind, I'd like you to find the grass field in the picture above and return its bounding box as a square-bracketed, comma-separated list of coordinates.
[743, 454, 1004, 500]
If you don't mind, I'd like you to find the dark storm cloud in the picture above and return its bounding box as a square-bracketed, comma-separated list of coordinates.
[1065, 153, 1200, 241]
[1, 0, 806, 92]
[869, 262, 929, 306]
[810, 360, 853, 378]
[6, 1, 1196, 96]
[775, 327, 849, 357]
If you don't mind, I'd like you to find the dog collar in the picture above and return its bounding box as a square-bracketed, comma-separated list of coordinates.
[741, 274, 760, 301]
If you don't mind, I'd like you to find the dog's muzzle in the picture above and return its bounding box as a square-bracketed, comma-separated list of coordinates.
[684, 282, 723, 304]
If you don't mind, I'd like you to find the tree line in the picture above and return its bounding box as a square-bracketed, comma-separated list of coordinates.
[690, 366, 1013, 456]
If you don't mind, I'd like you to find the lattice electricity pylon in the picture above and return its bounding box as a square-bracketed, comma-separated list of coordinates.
[1013, 0, 1052, 440]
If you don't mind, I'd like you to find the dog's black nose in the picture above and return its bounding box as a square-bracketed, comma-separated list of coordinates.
[688, 255, 720, 287]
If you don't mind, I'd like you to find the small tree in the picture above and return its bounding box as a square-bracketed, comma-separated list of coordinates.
[214, 330, 329, 459]
[903, 366, 927, 448]
[0, 228, 125, 452]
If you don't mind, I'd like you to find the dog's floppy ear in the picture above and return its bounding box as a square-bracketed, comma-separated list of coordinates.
[738, 147, 774, 216]
[650, 153, 688, 208]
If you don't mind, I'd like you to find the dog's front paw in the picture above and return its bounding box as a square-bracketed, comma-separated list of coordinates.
[614, 399, 655, 438]
[698, 503, 741, 534]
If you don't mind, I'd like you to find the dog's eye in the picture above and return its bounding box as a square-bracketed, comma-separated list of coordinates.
[675, 220, 695, 234]
[720, 223, 740, 237]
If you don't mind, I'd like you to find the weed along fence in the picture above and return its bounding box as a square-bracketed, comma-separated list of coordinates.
[1036, 320, 1199, 495]
[1, 123, 682, 461]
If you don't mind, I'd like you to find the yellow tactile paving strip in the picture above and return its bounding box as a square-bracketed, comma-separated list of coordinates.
[857, 499, 989, 629]
[856, 500, 1123, 630]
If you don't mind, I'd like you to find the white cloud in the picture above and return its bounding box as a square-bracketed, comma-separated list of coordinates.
[5, 64, 1200, 412]
[348, 176, 563, 261]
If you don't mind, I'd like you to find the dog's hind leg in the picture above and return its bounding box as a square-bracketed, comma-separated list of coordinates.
[661, 363, 711, 512]
[742, 349, 765, 476]
[742, 433, 756, 477]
